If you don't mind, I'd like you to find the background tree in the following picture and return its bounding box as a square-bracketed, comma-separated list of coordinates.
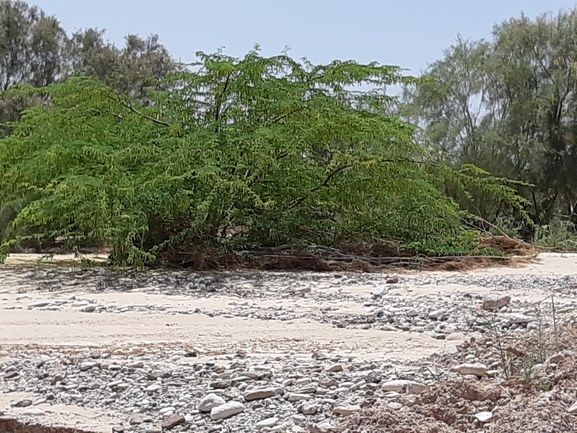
[407, 9, 577, 232]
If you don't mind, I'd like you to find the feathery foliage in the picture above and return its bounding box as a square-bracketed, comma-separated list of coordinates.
[0, 50, 522, 266]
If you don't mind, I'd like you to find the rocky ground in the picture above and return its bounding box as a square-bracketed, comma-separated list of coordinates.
[1, 253, 577, 432]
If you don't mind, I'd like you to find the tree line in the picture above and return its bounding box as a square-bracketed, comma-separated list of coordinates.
[0, 1, 574, 266]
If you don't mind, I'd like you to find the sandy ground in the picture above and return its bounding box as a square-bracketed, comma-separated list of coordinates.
[1, 252, 576, 432]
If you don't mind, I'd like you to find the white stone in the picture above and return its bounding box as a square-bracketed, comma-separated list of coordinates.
[145, 384, 162, 392]
[450, 363, 488, 377]
[444, 345, 459, 355]
[255, 417, 279, 430]
[333, 405, 361, 416]
[568, 401, 577, 414]
[21, 409, 46, 416]
[474, 411, 492, 422]
[381, 379, 427, 394]
[372, 285, 388, 297]
[198, 393, 226, 412]
[387, 402, 403, 410]
[288, 393, 312, 402]
[210, 401, 245, 420]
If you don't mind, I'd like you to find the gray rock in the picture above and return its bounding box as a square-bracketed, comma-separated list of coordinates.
[568, 401, 577, 415]
[475, 411, 492, 422]
[198, 393, 226, 412]
[372, 286, 388, 297]
[210, 401, 245, 420]
[450, 363, 488, 377]
[244, 387, 279, 401]
[255, 417, 279, 430]
[333, 405, 361, 416]
[288, 393, 312, 402]
[21, 408, 46, 416]
[444, 345, 459, 355]
[482, 295, 511, 310]
[161, 414, 185, 430]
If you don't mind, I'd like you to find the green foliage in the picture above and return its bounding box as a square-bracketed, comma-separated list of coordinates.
[0, 50, 522, 266]
[406, 9, 577, 229]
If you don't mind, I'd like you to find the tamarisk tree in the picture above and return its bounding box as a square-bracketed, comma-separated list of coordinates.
[0, 50, 521, 266]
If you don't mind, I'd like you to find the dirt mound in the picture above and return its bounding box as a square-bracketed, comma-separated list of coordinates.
[336, 325, 577, 433]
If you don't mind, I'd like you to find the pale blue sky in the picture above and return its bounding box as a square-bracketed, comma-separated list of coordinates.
[32, 0, 575, 74]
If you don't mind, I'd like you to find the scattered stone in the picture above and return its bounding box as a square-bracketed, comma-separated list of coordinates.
[450, 363, 488, 377]
[244, 387, 278, 401]
[198, 393, 226, 412]
[161, 414, 185, 430]
[387, 402, 403, 410]
[333, 405, 361, 416]
[381, 380, 427, 394]
[21, 408, 46, 416]
[474, 411, 493, 423]
[288, 393, 312, 402]
[129, 415, 144, 425]
[79, 361, 98, 371]
[482, 295, 511, 310]
[372, 285, 388, 297]
[386, 277, 399, 284]
[444, 344, 459, 355]
[327, 364, 343, 372]
[210, 401, 245, 420]
[255, 417, 279, 430]
[568, 401, 577, 415]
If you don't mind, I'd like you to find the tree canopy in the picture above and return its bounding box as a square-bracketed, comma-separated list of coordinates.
[0, 50, 522, 266]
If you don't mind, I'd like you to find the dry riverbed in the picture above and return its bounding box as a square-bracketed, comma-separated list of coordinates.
[1, 253, 577, 432]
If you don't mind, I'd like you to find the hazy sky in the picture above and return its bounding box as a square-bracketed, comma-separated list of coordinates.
[32, 0, 575, 74]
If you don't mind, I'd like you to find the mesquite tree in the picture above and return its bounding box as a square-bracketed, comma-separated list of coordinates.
[0, 50, 521, 266]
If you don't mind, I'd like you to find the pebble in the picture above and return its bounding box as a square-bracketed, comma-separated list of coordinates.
[333, 405, 361, 416]
[568, 401, 577, 415]
[210, 401, 245, 420]
[474, 411, 493, 422]
[198, 394, 226, 412]
[255, 417, 279, 430]
[244, 387, 279, 401]
[21, 408, 46, 416]
[161, 414, 185, 430]
[450, 363, 488, 377]
[482, 295, 511, 310]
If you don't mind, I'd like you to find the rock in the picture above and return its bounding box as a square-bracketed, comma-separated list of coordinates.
[381, 380, 427, 394]
[80, 361, 98, 371]
[372, 285, 388, 297]
[444, 345, 459, 355]
[450, 363, 488, 377]
[308, 422, 334, 433]
[547, 353, 564, 364]
[198, 393, 226, 412]
[111, 426, 124, 433]
[386, 277, 399, 284]
[387, 402, 403, 410]
[210, 401, 245, 420]
[327, 364, 343, 372]
[125, 361, 144, 369]
[161, 414, 185, 430]
[406, 308, 419, 317]
[4, 370, 18, 379]
[28, 302, 49, 308]
[145, 384, 162, 392]
[244, 387, 278, 401]
[288, 393, 312, 402]
[507, 313, 533, 324]
[129, 415, 144, 425]
[11, 399, 32, 408]
[446, 332, 465, 341]
[474, 411, 493, 423]
[81, 305, 96, 313]
[255, 417, 279, 430]
[21, 408, 46, 416]
[301, 403, 318, 415]
[333, 405, 361, 416]
[568, 401, 577, 415]
[428, 309, 445, 320]
[482, 295, 511, 310]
